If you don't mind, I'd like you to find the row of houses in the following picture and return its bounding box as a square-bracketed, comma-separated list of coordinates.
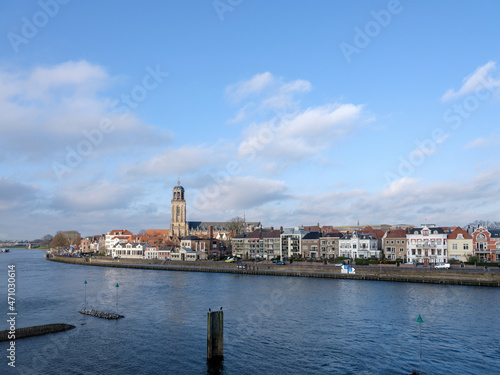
[78, 224, 500, 264]
[230, 225, 500, 264]
[80, 228, 231, 261]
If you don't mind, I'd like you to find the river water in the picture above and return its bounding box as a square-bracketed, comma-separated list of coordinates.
[1, 249, 499, 374]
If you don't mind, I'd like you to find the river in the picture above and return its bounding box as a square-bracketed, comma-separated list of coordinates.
[1, 249, 499, 374]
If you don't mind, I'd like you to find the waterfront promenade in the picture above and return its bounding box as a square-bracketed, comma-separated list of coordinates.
[46, 256, 500, 287]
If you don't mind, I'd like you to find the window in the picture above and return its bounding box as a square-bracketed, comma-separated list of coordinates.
[463, 244, 469, 250]
[452, 244, 457, 250]
[391, 240, 394, 244]
[457, 234, 463, 239]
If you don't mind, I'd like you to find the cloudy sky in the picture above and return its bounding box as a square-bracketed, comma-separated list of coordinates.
[1, 0, 500, 240]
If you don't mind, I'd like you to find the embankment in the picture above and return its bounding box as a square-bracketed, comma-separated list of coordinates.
[46, 256, 500, 287]
[0, 324, 75, 342]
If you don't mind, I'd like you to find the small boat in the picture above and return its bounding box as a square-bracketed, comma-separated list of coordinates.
[1, 248, 9, 253]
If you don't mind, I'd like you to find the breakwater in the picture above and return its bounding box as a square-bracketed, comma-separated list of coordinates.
[79, 309, 124, 319]
[46, 256, 500, 287]
[0, 324, 75, 342]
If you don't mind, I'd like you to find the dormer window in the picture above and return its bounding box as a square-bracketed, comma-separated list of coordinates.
[457, 234, 463, 239]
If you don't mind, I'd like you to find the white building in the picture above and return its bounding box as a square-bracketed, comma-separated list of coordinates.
[406, 226, 448, 265]
[105, 229, 133, 256]
[170, 247, 200, 261]
[280, 227, 309, 259]
[339, 232, 380, 259]
[111, 242, 147, 259]
[144, 246, 159, 260]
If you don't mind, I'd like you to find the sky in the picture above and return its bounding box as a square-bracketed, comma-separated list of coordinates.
[1, 0, 500, 240]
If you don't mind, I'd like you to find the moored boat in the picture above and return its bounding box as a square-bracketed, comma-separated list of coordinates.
[1, 248, 9, 252]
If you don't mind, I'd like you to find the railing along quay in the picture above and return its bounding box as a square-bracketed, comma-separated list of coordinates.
[46, 256, 500, 287]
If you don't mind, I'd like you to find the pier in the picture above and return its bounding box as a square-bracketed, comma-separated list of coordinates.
[0, 324, 75, 342]
[79, 309, 124, 320]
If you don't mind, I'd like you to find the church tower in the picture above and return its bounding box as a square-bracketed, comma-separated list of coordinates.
[170, 179, 188, 238]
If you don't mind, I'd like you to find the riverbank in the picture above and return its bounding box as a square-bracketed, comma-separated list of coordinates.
[0, 324, 75, 342]
[46, 255, 500, 287]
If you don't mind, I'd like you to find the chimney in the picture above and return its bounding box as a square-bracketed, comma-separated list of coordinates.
[208, 225, 214, 239]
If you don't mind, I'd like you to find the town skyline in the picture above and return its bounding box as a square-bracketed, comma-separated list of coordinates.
[1, 1, 500, 240]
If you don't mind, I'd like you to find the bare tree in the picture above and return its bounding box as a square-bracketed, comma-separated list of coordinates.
[41, 234, 54, 246]
[227, 216, 246, 235]
[63, 231, 81, 246]
[467, 220, 500, 229]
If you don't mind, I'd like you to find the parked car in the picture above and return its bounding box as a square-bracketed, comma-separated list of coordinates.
[334, 263, 343, 267]
[237, 264, 246, 270]
[225, 257, 236, 263]
[405, 261, 415, 265]
[434, 262, 450, 269]
[276, 261, 285, 265]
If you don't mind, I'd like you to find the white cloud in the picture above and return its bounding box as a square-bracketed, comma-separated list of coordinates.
[237, 103, 371, 165]
[0, 60, 169, 163]
[51, 180, 142, 212]
[191, 176, 289, 213]
[465, 137, 500, 149]
[292, 170, 500, 228]
[119, 145, 225, 181]
[0, 178, 39, 211]
[225, 72, 312, 117]
[442, 61, 500, 101]
[225, 72, 275, 102]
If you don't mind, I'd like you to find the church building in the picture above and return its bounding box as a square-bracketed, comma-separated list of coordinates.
[169, 179, 261, 238]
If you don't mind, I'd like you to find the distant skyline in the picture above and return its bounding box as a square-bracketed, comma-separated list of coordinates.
[1, 1, 500, 239]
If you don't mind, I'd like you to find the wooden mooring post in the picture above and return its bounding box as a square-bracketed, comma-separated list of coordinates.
[207, 309, 223, 360]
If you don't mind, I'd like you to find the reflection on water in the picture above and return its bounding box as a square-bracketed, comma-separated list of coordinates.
[207, 358, 225, 375]
[1, 249, 499, 375]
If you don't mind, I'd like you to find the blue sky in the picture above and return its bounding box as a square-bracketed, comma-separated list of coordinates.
[1, 0, 500, 239]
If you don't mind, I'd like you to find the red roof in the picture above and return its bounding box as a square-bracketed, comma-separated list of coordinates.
[448, 227, 472, 240]
[109, 229, 132, 236]
[385, 229, 407, 239]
